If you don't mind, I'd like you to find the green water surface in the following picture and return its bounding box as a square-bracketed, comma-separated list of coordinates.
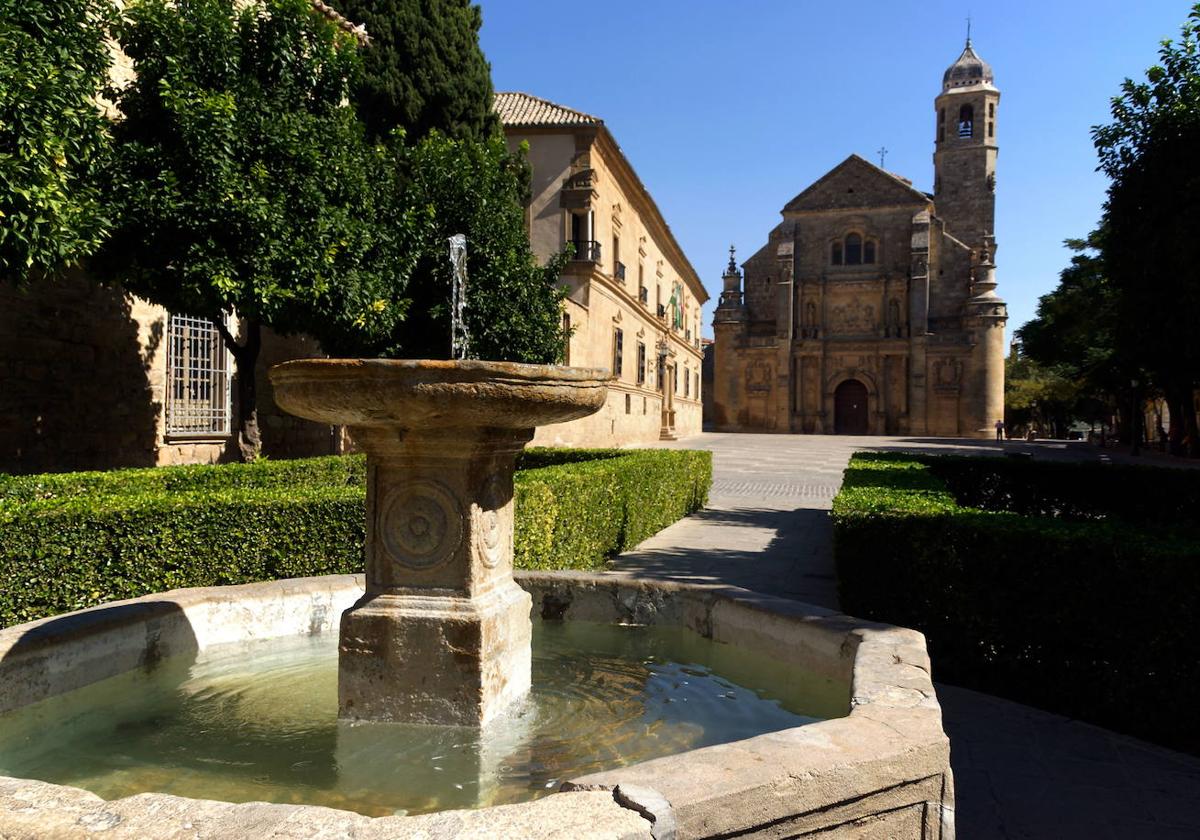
[0, 621, 847, 816]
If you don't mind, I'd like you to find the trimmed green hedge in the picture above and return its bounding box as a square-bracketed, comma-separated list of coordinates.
[833, 452, 1200, 754]
[927, 456, 1200, 535]
[0, 449, 711, 629]
[515, 450, 712, 571]
[0, 455, 368, 506]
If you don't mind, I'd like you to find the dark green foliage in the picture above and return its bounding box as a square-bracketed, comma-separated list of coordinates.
[0, 449, 711, 628]
[926, 455, 1200, 536]
[0, 0, 114, 277]
[832, 453, 1200, 754]
[514, 450, 712, 571]
[315, 132, 570, 363]
[97, 0, 420, 457]
[1014, 232, 1125, 434]
[1, 485, 366, 628]
[1092, 5, 1200, 454]
[331, 0, 497, 142]
[0, 454, 367, 506]
[100, 0, 411, 341]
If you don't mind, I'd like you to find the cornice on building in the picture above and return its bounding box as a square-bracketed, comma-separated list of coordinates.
[494, 92, 707, 307]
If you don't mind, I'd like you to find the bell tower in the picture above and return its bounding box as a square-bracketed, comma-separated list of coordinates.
[934, 36, 999, 255]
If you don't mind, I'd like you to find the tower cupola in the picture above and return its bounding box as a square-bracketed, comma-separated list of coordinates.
[942, 40, 995, 92]
[933, 36, 1000, 255]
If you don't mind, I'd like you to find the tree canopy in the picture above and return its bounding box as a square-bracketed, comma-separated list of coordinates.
[97, 0, 420, 458]
[331, 0, 497, 142]
[318, 131, 569, 363]
[0, 0, 114, 279]
[1017, 232, 1122, 395]
[1092, 2, 1200, 453]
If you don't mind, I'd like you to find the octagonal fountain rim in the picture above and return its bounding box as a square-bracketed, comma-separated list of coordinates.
[269, 358, 612, 430]
[0, 573, 953, 839]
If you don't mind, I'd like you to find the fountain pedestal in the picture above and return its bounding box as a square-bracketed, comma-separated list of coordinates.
[270, 360, 607, 726]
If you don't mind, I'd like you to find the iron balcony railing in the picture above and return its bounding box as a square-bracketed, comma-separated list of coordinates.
[568, 240, 602, 262]
[614, 261, 626, 281]
[657, 304, 667, 319]
[638, 286, 649, 304]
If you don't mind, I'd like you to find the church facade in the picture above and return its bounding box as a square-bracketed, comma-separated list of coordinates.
[711, 41, 1007, 438]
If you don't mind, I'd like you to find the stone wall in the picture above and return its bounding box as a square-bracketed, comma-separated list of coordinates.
[0, 275, 334, 475]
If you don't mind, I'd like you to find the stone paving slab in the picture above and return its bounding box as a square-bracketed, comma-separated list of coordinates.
[613, 433, 1200, 839]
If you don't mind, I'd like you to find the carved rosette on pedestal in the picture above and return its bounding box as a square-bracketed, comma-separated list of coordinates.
[270, 360, 608, 726]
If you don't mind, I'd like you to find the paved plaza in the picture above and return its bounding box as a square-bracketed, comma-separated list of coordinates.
[613, 433, 1200, 839]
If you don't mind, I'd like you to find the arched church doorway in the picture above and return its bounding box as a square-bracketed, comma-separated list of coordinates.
[834, 379, 869, 435]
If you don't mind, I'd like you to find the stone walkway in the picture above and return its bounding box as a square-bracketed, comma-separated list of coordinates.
[610, 433, 1200, 839]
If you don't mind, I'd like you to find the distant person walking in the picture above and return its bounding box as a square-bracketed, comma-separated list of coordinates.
[995, 419, 1005, 441]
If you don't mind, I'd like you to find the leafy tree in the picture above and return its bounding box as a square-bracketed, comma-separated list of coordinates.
[1093, 3, 1200, 455]
[319, 131, 569, 363]
[0, 0, 114, 279]
[98, 0, 419, 460]
[330, 0, 497, 142]
[1005, 352, 1081, 439]
[1017, 232, 1130, 432]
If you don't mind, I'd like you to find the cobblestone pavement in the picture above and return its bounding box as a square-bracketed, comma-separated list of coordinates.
[610, 433, 1200, 839]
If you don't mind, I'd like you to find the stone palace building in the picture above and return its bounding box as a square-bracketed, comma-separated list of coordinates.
[711, 40, 1007, 437]
[495, 92, 707, 446]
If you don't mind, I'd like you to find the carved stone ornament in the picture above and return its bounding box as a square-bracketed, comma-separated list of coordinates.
[475, 474, 507, 569]
[830, 300, 876, 334]
[380, 480, 464, 570]
[746, 360, 772, 393]
[933, 358, 964, 389]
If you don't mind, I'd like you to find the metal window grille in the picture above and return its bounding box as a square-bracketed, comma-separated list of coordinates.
[166, 313, 231, 436]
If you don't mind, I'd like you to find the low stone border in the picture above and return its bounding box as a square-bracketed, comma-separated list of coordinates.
[0, 574, 952, 839]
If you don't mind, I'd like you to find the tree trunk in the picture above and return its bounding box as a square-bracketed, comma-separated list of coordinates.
[1166, 386, 1187, 456]
[216, 317, 263, 462]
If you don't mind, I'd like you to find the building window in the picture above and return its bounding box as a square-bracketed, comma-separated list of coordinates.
[684, 365, 690, 397]
[695, 372, 700, 398]
[832, 233, 876, 266]
[674, 364, 679, 394]
[988, 121, 994, 138]
[958, 104, 974, 138]
[637, 341, 646, 385]
[845, 233, 862, 264]
[643, 396, 647, 415]
[613, 235, 624, 282]
[988, 103, 995, 119]
[612, 327, 623, 378]
[562, 312, 571, 364]
[166, 313, 230, 437]
[625, 393, 631, 414]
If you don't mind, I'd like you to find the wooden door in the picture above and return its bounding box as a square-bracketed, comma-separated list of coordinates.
[834, 379, 869, 435]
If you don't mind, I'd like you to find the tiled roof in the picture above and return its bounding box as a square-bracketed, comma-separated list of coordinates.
[493, 92, 603, 127]
[311, 0, 370, 45]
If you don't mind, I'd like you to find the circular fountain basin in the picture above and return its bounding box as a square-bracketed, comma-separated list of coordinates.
[270, 359, 610, 429]
[0, 575, 953, 839]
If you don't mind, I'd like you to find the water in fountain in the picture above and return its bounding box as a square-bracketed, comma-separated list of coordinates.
[449, 233, 469, 360]
[0, 621, 847, 817]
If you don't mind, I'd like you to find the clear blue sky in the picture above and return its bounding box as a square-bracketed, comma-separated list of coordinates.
[478, 0, 1192, 339]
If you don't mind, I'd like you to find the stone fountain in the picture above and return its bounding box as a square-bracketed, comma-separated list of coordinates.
[269, 358, 607, 725]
